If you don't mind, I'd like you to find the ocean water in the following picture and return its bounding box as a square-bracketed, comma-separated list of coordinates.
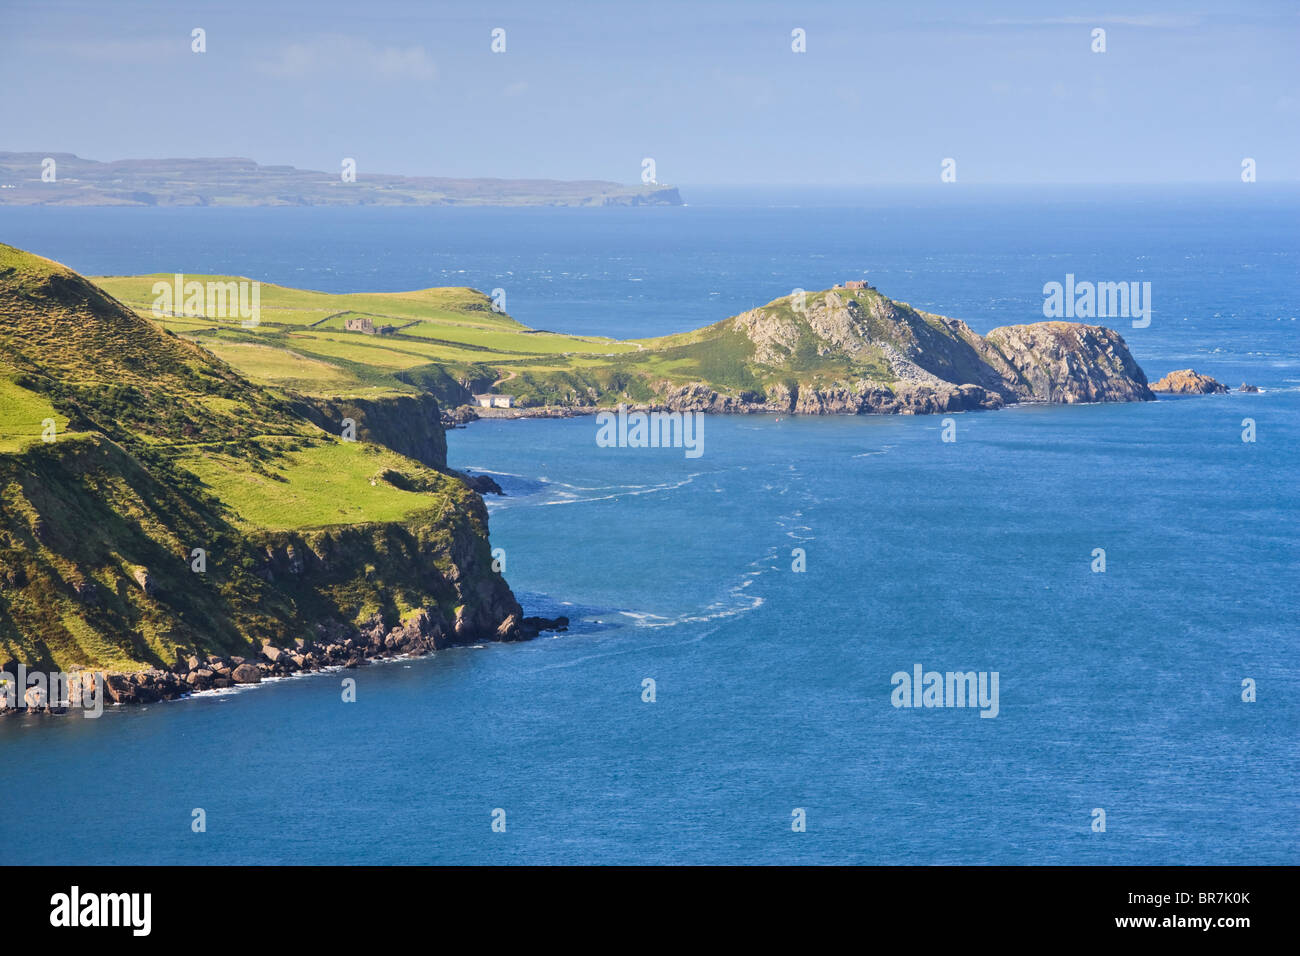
[0, 189, 1296, 864]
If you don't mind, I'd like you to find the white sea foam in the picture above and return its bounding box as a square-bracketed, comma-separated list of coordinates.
[536, 474, 699, 506]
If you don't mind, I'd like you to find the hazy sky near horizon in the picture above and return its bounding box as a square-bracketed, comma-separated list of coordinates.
[2, 0, 1298, 185]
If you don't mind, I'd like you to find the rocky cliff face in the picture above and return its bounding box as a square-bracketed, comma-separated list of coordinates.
[0, 416, 525, 682]
[656, 380, 1004, 415]
[982, 322, 1154, 403]
[253, 491, 522, 644]
[0, 432, 553, 712]
[296, 393, 448, 469]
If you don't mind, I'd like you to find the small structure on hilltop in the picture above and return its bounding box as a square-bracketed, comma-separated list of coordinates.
[833, 279, 871, 291]
[343, 316, 395, 335]
[474, 394, 515, 409]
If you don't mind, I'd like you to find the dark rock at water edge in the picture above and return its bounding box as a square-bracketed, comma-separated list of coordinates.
[2, 608, 574, 713]
[453, 470, 505, 496]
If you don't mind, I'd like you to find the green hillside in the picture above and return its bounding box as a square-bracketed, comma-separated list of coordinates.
[0, 244, 520, 674]
[90, 276, 903, 407]
[93, 273, 643, 405]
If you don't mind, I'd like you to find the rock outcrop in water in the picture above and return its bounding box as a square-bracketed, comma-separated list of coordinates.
[1150, 369, 1230, 394]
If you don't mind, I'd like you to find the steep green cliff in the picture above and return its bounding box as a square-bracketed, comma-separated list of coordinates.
[0, 243, 521, 679]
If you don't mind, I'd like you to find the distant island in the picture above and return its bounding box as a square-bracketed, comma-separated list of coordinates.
[0, 152, 683, 207]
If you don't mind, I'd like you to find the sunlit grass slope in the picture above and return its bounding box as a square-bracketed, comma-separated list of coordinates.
[0, 244, 512, 672]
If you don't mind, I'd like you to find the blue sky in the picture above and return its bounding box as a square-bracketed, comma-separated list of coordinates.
[2, 0, 1297, 184]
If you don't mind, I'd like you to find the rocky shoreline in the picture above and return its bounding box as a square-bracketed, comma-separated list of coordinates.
[444, 382, 1106, 423]
[442, 319, 1165, 421]
[446, 385, 1019, 422]
[445, 368, 1249, 427]
[3, 610, 569, 714]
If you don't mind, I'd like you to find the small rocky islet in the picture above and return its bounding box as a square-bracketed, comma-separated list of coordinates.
[1150, 368, 1233, 394]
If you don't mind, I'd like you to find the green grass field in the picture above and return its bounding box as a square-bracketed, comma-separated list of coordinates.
[197, 340, 378, 394]
[91, 274, 648, 402]
[0, 371, 67, 452]
[86, 275, 921, 409]
[178, 438, 457, 531]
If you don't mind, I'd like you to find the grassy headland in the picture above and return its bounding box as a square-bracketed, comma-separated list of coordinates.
[0, 243, 521, 675]
[90, 273, 1154, 415]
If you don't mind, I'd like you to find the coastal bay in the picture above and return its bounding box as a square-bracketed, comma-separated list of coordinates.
[1, 192, 1295, 864]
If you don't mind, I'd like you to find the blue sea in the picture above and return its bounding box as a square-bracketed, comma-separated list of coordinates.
[1, 188, 1297, 864]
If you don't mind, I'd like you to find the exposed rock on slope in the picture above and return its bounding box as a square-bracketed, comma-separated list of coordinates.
[656, 379, 1003, 416]
[641, 286, 1153, 415]
[982, 322, 1153, 403]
